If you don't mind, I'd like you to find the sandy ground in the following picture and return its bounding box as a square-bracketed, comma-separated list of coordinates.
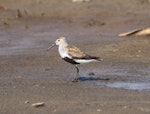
[0, 0, 150, 114]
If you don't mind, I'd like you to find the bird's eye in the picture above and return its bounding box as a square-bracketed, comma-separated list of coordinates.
[58, 39, 60, 41]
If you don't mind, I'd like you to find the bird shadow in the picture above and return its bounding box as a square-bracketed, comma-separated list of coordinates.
[77, 77, 110, 82]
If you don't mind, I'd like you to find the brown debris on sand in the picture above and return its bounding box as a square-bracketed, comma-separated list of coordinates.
[119, 27, 150, 37]
[0, 3, 7, 10]
[31, 102, 45, 107]
[17, 9, 23, 18]
[72, 0, 91, 2]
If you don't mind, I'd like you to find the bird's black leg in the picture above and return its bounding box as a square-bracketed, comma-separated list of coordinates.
[72, 65, 79, 82]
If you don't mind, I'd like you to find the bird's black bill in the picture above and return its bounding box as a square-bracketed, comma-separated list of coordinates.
[46, 44, 56, 51]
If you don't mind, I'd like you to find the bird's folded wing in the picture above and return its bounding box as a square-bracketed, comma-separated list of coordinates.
[67, 45, 100, 60]
[67, 45, 87, 59]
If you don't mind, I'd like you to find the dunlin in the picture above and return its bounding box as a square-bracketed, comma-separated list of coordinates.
[47, 37, 102, 82]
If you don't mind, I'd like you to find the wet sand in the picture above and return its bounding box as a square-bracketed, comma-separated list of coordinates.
[0, 0, 150, 114]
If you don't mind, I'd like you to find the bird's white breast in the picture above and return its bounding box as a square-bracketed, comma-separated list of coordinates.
[74, 59, 97, 64]
[58, 45, 68, 58]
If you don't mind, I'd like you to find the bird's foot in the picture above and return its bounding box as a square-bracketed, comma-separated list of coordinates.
[72, 78, 78, 82]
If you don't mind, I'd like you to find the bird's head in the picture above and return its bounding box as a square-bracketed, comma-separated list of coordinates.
[46, 36, 67, 51]
[55, 37, 66, 45]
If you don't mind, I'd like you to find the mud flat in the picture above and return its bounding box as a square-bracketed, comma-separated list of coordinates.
[0, 0, 150, 114]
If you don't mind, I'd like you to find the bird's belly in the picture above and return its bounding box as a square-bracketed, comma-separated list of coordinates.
[58, 48, 68, 58]
[59, 52, 67, 58]
[74, 59, 97, 64]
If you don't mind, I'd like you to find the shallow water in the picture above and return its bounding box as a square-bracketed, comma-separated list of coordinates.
[95, 81, 150, 91]
[105, 82, 150, 91]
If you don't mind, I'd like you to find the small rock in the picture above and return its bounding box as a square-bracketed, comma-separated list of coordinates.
[14, 75, 22, 79]
[88, 72, 95, 76]
[123, 106, 128, 109]
[3, 19, 9, 26]
[25, 101, 29, 104]
[25, 25, 29, 30]
[45, 68, 51, 71]
[53, 109, 57, 112]
[97, 109, 102, 112]
[41, 13, 45, 16]
[72, 0, 91, 3]
[17, 9, 23, 18]
[31, 102, 45, 107]
[138, 50, 141, 53]
[0, 3, 7, 10]
[112, 49, 119, 52]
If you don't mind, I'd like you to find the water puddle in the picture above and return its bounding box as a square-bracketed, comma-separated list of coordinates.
[97, 82, 150, 91]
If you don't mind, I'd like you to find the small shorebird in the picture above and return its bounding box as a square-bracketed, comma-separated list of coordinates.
[47, 37, 102, 82]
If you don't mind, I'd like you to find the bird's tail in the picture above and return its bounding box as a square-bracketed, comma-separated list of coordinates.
[91, 56, 103, 61]
[73, 55, 103, 61]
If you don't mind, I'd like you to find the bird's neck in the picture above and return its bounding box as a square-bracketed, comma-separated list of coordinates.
[58, 44, 68, 58]
[60, 41, 68, 47]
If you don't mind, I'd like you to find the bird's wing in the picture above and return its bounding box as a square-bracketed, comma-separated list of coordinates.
[67, 45, 87, 59]
[67, 45, 100, 60]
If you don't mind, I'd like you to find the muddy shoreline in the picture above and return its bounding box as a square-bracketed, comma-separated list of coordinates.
[0, 0, 150, 114]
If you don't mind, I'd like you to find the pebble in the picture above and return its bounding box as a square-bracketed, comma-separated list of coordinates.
[72, 0, 91, 3]
[31, 102, 45, 107]
[17, 9, 23, 18]
[112, 49, 119, 52]
[3, 19, 9, 26]
[123, 105, 128, 109]
[0, 3, 7, 10]
[25, 100, 29, 104]
[88, 72, 95, 76]
[97, 109, 102, 112]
